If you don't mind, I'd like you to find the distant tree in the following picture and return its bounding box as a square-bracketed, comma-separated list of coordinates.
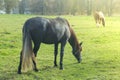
[86, 0, 92, 15]
[19, 0, 25, 14]
[3, 0, 119, 15]
[19, 0, 31, 14]
[78, 0, 86, 15]
[113, 0, 120, 14]
[54, 0, 63, 15]
[4, 0, 19, 14]
[107, 0, 113, 16]
[0, 0, 4, 10]
[30, 0, 45, 14]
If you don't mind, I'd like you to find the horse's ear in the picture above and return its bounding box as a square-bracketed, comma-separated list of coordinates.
[79, 42, 83, 46]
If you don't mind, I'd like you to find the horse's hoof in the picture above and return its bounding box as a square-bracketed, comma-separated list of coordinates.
[54, 65, 58, 67]
[60, 67, 63, 70]
[34, 69, 39, 72]
[78, 60, 81, 63]
[17, 71, 22, 74]
[78, 59, 82, 63]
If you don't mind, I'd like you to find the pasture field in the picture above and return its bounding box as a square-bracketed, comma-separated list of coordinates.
[0, 14, 120, 80]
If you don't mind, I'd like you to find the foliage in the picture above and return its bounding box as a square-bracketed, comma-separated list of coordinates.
[0, 0, 120, 15]
[0, 15, 120, 80]
[18, 0, 120, 15]
[0, 0, 4, 10]
[4, 0, 19, 14]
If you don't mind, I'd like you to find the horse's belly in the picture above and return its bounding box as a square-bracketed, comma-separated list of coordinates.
[42, 40, 57, 44]
[42, 41, 55, 44]
[42, 38, 59, 44]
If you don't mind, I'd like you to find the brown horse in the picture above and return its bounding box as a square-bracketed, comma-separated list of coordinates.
[18, 17, 82, 74]
[94, 11, 105, 27]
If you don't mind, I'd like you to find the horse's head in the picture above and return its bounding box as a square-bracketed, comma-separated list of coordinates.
[72, 42, 83, 63]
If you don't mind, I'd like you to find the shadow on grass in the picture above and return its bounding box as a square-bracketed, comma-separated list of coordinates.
[0, 65, 56, 79]
[0, 62, 79, 80]
[0, 70, 19, 80]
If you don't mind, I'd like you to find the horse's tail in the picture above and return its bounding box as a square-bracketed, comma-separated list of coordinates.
[102, 18, 105, 27]
[21, 25, 33, 71]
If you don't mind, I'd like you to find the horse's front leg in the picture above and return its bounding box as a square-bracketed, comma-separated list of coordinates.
[54, 43, 58, 67]
[60, 42, 66, 70]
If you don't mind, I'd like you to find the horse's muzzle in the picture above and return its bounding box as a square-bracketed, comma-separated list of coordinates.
[78, 58, 82, 63]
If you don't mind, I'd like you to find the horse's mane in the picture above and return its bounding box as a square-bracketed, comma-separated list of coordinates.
[50, 17, 79, 48]
[66, 20, 79, 50]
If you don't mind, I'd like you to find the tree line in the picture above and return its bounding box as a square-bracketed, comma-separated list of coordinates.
[0, 0, 120, 16]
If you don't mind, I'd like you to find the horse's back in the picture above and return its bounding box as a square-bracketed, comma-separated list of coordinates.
[98, 11, 104, 19]
[23, 17, 71, 44]
[94, 11, 104, 19]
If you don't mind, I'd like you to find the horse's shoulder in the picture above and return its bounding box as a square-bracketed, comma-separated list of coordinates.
[27, 17, 49, 22]
[56, 17, 66, 21]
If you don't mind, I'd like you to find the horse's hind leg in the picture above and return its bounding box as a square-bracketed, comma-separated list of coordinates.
[32, 52, 38, 72]
[54, 43, 59, 67]
[18, 50, 22, 74]
[32, 42, 41, 72]
[33, 41, 41, 57]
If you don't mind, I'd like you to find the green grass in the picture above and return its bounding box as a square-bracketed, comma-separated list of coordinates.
[0, 14, 120, 80]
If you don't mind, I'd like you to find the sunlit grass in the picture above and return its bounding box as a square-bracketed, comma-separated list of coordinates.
[0, 15, 120, 80]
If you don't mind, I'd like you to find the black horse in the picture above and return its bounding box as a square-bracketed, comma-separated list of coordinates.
[18, 17, 82, 74]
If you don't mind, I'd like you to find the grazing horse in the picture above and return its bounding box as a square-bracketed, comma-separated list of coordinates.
[94, 11, 105, 27]
[18, 17, 82, 74]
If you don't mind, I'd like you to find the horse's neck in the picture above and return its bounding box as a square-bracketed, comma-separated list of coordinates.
[68, 28, 79, 51]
